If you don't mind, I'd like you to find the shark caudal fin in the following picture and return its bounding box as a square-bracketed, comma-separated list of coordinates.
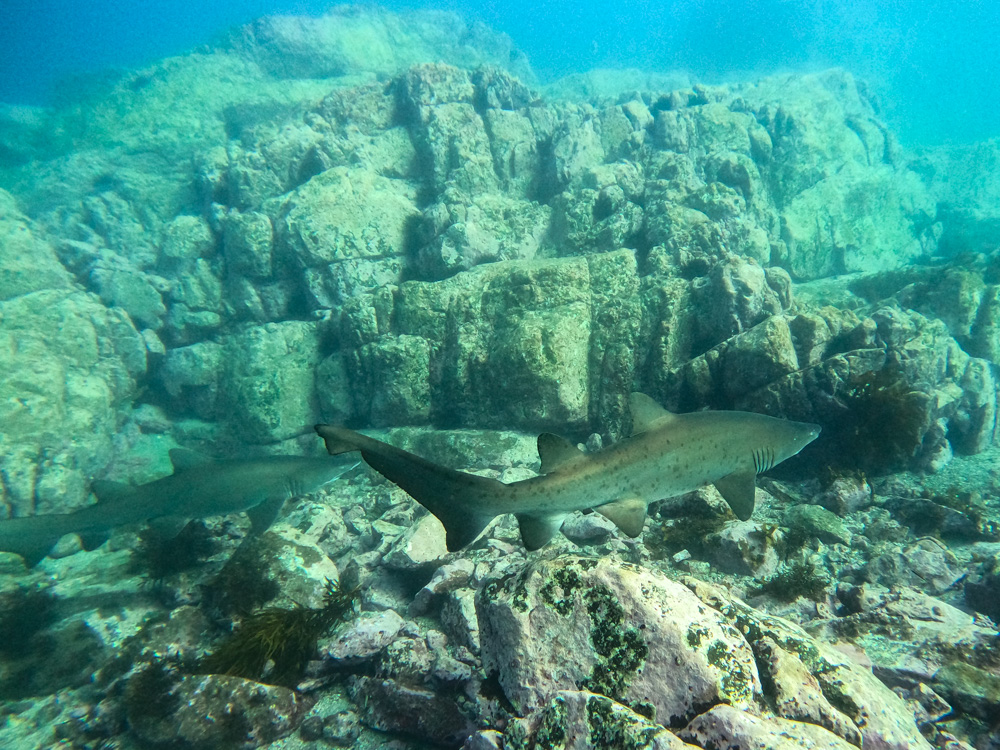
[315, 425, 500, 551]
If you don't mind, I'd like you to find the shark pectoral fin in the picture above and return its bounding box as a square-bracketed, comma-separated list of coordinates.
[247, 496, 285, 534]
[517, 513, 567, 551]
[713, 471, 757, 521]
[168, 448, 214, 472]
[596, 498, 647, 537]
[78, 530, 109, 551]
[537, 434, 585, 474]
[629, 392, 679, 435]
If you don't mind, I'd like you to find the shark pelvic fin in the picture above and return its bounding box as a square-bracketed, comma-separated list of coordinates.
[247, 496, 285, 534]
[169, 448, 214, 473]
[17, 541, 57, 568]
[713, 471, 757, 521]
[78, 529, 110, 551]
[517, 513, 566, 551]
[629, 392, 678, 435]
[537, 433, 585, 474]
[596, 498, 647, 537]
[147, 516, 188, 539]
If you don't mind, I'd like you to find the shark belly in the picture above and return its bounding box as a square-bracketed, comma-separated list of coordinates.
[546, 433, 743, 509]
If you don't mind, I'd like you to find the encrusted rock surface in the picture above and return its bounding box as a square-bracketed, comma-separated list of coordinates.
[125, 671, 308, 749]
[478, 556, 761, 722]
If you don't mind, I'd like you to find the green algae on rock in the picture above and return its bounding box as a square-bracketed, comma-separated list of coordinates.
[478, 556, 759, 724]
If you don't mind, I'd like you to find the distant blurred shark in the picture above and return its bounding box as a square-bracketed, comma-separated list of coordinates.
[0, 449, 357, 567]
[316, 393, 820, 551]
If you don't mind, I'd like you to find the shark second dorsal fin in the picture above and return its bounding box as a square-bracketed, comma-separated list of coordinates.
[537, 433, 585, 474]
[629, 392, 678, 435]
[517, 513, 567, 551]
[169, 448, 214, 473]
[713, 471, 757, 521]
[595, 498, 647, 537]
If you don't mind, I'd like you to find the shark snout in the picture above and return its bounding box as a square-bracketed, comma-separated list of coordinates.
[789, 421, 822, 452]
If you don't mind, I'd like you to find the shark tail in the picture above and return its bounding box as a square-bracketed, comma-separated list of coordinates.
[315, 425, 500, 551]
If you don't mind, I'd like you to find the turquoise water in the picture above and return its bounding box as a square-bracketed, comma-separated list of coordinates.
[0, 3, 999, 749]
[2, 0, 998, 144]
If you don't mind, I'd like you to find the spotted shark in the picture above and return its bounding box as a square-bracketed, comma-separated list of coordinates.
[0, 449, 357, 567]
[316, 393, 820, 551]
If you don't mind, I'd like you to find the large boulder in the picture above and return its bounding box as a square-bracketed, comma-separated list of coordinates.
[478, 557, 932, 750]
[222, 7, 534, 84]
[0, 190, 73, 299]
[0, 287, 146, 516]
[477, 557, 761, 724]
[686, 578, 933, 750]
[273, 166, 419, 308]
[327, 249, 640, 436]
[743, 71, 937, 278]
[159, 321, 322, 443]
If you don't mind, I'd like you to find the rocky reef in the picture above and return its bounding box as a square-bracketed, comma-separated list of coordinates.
[0, 5, 998, 750]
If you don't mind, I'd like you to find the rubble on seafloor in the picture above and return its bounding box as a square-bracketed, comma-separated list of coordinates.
[0, 449, 997, 750]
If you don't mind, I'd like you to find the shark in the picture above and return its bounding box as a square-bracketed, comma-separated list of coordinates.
[0, 449, 357, 567]
[315, 392, 820, 551]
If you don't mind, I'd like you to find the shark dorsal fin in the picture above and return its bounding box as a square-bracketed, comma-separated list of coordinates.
[713, 471, 757, 521]
[169, 448, 214, 473]
[629, 392, 678, 435]
[596, 498, 647, 537]
[537, 433, 586, 474]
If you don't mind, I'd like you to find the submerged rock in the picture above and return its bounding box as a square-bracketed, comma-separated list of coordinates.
[784, 504, 852, 546]
[318, 609, 407, 667]
[685, 577, 933, 750]
[865, 538, 964, 594]
[680, 703, 857, 750]
[477, 557, 932, 749]
[125, 670, 308, 749]
[502, 691, 699, 749]
[705, 520, 780, 578]
[0, 285, 146, 516]
[478, 556, 760, 723]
